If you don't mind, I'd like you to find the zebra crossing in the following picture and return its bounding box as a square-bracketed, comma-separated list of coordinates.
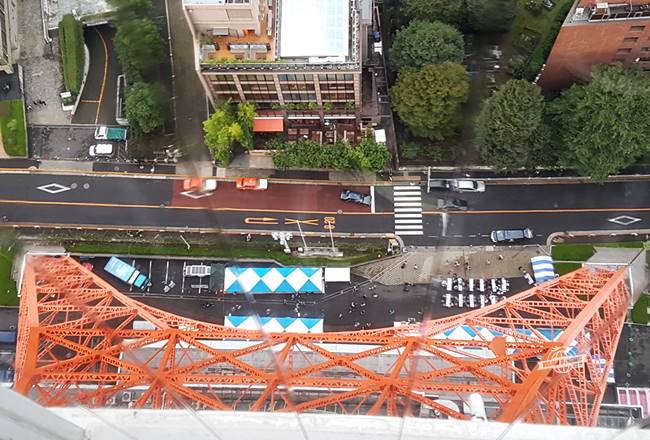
[393, 185, 423, 236]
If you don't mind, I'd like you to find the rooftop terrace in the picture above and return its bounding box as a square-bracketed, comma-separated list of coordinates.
[570, 1, 650, 22]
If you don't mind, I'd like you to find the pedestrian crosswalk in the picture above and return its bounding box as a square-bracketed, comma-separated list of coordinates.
[393, 185, 423, 236]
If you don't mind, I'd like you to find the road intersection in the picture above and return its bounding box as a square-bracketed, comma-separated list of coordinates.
[0, 172, 649, 245]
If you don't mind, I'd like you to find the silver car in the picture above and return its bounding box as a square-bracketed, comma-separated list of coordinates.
[450, 179, 485, 193]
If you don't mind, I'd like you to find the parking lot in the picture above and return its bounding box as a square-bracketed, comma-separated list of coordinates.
[29, 125, 128, 161]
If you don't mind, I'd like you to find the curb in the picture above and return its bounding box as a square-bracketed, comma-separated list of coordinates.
[547, 230, 650, 246]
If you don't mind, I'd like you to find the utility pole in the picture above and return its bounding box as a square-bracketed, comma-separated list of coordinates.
[295, 221, 309, 251]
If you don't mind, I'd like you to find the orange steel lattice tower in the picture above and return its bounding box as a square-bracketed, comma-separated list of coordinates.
[14, 255, 629, 425]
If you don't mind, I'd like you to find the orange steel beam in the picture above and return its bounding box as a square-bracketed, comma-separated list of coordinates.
[14, 255, 629, 425]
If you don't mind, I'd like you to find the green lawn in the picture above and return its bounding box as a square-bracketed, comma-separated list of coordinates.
[0, 245, 18, 306]
[0, 100, 27, 157]
[67, 241, 385, 267]
[631, 295, 649, 325]
[551, 244, 595, 262]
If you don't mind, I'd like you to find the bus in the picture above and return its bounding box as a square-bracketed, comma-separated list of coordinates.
[104, 257, 150, 290]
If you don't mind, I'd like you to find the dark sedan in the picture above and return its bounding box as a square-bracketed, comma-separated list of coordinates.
[340, 190, 372, 207]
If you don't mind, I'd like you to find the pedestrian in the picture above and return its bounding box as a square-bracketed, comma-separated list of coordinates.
[26, 105, 32, 111]
[413, 264, 418, 270]
[401, 262, 406, 269]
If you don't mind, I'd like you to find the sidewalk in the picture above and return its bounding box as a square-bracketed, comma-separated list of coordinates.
[353, 246, 548, 285]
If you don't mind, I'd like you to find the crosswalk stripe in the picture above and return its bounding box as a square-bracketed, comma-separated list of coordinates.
[394, 196, 422, 202]
[394, 224, 423, 230]
[392, 191, 421, 196]
[394, 207, 422, 213]
[395, 219, 422, 224]
[394, 202, 422, 207]
[394, 213, 423, 218]
[393, 185, 421, 190]
[395, 230, 424, 236]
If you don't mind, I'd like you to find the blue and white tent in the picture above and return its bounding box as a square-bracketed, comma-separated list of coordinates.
[224, 266, 324, 294]
[225, 315, 324, 333]
[531, 256, 557, 284]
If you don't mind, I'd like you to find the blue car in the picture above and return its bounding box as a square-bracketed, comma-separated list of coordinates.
[340, 190, 372, 207]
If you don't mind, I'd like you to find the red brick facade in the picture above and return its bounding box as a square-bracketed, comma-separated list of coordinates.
[539, 4, 650, 92]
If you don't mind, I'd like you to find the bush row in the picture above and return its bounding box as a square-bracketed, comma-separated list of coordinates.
[58, 15, 85, 95]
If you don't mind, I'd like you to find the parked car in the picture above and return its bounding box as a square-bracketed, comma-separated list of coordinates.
[428, 180, 452, 191]
[340, 190, 372, 207]
[490, 228, 534, 244]
[236, 178, 268, 190]
[89, 143, 114, 157]
[450, 179, 485, 193]
[436, 198, 468, 210]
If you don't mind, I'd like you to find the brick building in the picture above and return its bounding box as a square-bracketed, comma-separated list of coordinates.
[538, 0, 650, 92]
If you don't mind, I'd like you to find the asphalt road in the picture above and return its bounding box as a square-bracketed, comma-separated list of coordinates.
[1, 172, 650, 245]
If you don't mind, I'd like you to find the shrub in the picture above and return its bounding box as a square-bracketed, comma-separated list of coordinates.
[631, 295, 649, 325]
[425, 146, 443, 161]
[58, 15, 85, 95]
[270, 137, 390, 171]
[525, 0, 544, 14]
[401, 143, 421, 160]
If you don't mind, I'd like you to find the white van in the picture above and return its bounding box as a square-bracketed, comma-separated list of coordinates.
[89, 143, 114, 157]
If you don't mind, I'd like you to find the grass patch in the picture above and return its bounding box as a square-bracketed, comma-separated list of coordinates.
[554, 262, 582, 275]
[551, 244, 595, 262]
[0, 245, 17, 306]
[0, 100, 27, 157]
[631, 295, 649, 325]
[59, 14, 85, 95]
[66, 241, 385, 267]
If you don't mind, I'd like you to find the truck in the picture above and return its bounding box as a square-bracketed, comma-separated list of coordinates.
[94, 126, 127, 141]
[235, 178, 268, 190]
[104, 256, 150, 290]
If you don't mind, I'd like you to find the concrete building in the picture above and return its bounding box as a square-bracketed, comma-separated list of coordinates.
[539, 0, 650, 92]
[182, 0, 385, 138]
[0, 0, 18, 73]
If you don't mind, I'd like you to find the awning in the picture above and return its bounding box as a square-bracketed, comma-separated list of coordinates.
[253, 117, 284, 133]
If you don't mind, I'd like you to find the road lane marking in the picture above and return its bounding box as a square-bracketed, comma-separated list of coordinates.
[392, 191, 421, 196]
[394, 196, 422, 202]
[394, 224, 423, 230]
[244, 217, 278, 225]
[94, 28, 109, 124]
[441, 212, 448, 237]
[37, 183, 72, 194]
[397, 230, 426, 236]
[370, 185, 375, 214]
[393, 185, 421, 190]
[608, 215, 642, 226]
[285, 218, 319, 226]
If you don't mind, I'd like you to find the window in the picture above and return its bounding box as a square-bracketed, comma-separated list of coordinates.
[630, 25, 645, 32]
[623, 37, 639, 43]
[616, 48, 632, 54]
[641, 47, 650, 52]
[611, 57, 626, 63]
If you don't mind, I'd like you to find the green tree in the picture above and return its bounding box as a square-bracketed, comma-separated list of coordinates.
[114, 18, 165, 81]
[466, 0, 517, 32]
[58, 15, 85, 95]
[236, 102, 256, 150]
[402, 0, 463, 25]
[476, 79, 547, 170]
[110, 0, 152, 21]
[390, 62, 470, 140]
[390, 20, 464, 72]
[125, 82, 166, 135]
[545, 65, 650, 180]
[203, 101, 255, 165]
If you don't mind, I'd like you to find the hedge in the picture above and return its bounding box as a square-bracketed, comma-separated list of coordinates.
[631, 295, 649, 325]
[59, 15, 85, 95]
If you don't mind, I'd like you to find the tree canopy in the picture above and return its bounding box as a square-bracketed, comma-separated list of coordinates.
[390, 20, 464, 72]
[476, 79, 547, 170]
[390, 62, 470, 140]
[203, 101, 255, 165]
[545, 64, 650, 180]
[114, 18, 166, 81]
[110, 0, 152, 21]
[125, 82, 166, 135]
[466, 0, 517, 32]
[402, 0, 463, 26]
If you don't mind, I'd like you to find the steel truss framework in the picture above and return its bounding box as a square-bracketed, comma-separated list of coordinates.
[14, 256, 629, 425]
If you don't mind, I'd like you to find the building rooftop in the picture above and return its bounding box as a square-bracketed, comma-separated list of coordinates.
[279, 0, 350, 59]
[45, 0, 114, 30]
[569, 0, 650, 23]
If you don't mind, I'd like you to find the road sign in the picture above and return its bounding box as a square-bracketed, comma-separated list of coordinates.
[284, 218, 319, 226]
[244, 217, 278, 225]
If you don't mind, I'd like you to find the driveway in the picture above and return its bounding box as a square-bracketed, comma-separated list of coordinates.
[29, 125, 126, 161]
[73, 25, 119, 125]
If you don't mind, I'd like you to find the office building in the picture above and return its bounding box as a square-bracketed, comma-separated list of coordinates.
[0, 0, 18, 74]
[182, 0, 383, 138]
[539, 0, 650, 92]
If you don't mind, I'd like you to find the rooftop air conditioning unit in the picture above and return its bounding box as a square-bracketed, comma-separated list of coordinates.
[121, 391, 133, 403]
[596, 2, 608, 9]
